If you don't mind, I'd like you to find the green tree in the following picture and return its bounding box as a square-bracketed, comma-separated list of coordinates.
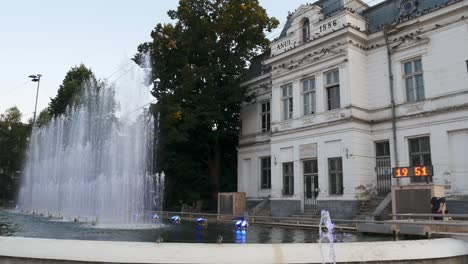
[36, 108, 52, 127]
[0, 107, 31, 205]
[0, 106, 22, 123]
[48, 64, 98, 117]
[136, 0, 278, 209]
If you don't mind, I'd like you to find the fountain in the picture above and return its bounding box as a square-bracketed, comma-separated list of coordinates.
[319, 210, 336, 264]
[17, 54, 163, 226]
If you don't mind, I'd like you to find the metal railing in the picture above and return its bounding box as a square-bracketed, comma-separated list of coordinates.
[390, 213, 468, 220]
[155, 210, 468, 233]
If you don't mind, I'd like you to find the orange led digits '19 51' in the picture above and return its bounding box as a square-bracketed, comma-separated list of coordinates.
[392, 166, 434, 178]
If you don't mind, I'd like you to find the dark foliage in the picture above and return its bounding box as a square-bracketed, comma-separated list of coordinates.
[136, 0, 278, 210]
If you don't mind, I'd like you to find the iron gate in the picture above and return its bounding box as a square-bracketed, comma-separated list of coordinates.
[376, 141, 392, 195]
[303, 160, 319, 211]
[304, 175, 319, 211]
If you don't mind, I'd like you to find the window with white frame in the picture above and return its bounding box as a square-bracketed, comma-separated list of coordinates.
[261, 101, 270, 133]
[283, 162, 294, 195]
[328, 157, 343, 195]
[302, 77, 316, 115]
[325, 69, 340, 110]
[281, 83, 293, 120]
[260, 157, 271, 189]
[302, 19, 310, 43]
[403, 58, 424, 102]
[408, 136, 432, 183]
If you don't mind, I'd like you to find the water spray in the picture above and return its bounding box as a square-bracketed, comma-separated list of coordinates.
[318, 210, 336, 264]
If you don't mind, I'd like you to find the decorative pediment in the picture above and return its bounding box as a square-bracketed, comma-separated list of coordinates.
[270, 1, 367, 57]
[288, 4, 321, 20]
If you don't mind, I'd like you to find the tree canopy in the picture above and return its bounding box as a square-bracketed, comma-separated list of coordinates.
[35, 108, 52, 127]
[0, 106, 22, 124]
[34, 64, 99, 127]
[136, 0, 278, 209]
[48, 64, 98, 117]
[0, 107, 31, 204]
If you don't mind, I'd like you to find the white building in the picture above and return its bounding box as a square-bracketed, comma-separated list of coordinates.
[238, 0, 468, 218]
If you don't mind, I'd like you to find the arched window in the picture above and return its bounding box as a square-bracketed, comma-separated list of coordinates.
[302, 19, 310, 43]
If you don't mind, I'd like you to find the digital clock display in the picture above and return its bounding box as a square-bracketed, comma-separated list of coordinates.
[392, 165, 433, 178]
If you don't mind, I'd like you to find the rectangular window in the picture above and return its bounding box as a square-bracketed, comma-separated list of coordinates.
[325, 70, 340, 110]
[260, 157, 271, 189]
[302, 78, 316, 116]
[376, 141, 390, 157]
[303, 159, 318, 199]
[409, 136, 432, 183]
[303, 20, 310, 43]
[261, 101, 271, 133]
[328, 157, 343, 195]
[281, 84, 293, 120]
[404, 58, 424, 102]
[283, 162, 294, 195]
[375, 141, 392, 194]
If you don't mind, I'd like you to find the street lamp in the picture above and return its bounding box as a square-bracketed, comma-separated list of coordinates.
[28, 74, 42, 125]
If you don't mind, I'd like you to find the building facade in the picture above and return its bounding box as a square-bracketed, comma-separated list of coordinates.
[238, 0, 468, 218]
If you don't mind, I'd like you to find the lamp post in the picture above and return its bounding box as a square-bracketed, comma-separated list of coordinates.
[28, 74, 42, 125]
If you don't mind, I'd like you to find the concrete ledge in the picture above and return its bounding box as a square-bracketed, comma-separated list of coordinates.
[357, 223, 397, 235]
[447, 199, 468, 215]
[0, 237, 468, 263]
[399, 224, 432, 237]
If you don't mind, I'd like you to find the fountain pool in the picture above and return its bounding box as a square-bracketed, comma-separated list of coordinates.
[0, 210, 393, 244]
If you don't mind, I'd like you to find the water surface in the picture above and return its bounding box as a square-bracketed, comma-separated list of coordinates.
[0, 210, 394, 243]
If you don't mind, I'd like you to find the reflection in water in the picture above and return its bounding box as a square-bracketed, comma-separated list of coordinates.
[292, 229, 305, 243]
[197, 226, 203, 243]
[256, 226, 271, 244]
[305, 228, 315, 243]
[281, 228, 293, 243]
[0, 211, 395, 243]
[269, 227, 283, 243]
[235, 230, 247, 243]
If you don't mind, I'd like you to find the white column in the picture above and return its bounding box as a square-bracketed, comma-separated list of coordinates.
[339, 65, 350, 107]
[292, 80, 301, 119]
[316, 74, 325, 113]
[270, 145, 282, 198]
[271, 84, 281, 124]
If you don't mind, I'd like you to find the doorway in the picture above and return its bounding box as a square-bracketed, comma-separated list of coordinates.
[303, 160, 319, 211]
[375, 141, 391, 195]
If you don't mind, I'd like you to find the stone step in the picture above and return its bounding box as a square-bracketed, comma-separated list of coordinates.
[252, 202, 271, 216]
[361, 203, 382, 207]
[356, 195, 390, 221]
[361, 200, 384, 206]
[360, 199, 385, 210]
[256, 212, 271, 216]
[290, 214, 320, 219]
[290, 215, 319, 219]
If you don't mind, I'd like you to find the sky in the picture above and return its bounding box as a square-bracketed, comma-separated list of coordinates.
[0, 0, 385, 122]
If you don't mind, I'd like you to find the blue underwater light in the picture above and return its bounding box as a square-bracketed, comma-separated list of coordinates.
[152, 213, 159, 220]
[235, 229, 247, 243]
[171, 215, 181, 224]
[235, 218, 248, 230]
[196, 218, 208, 227]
